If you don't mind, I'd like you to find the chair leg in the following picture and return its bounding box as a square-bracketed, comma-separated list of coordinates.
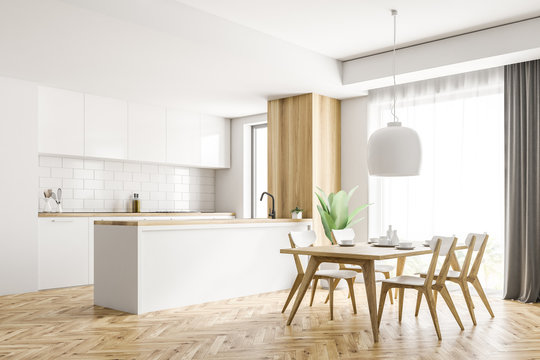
[398, 288, 405, 322]
[439, 286, 464, 330]
[471, 278, 495, 318]
[324, 278, 340, 304]
[309, 277, 319, 307]
[433, 289, 438, 305]
[377, 283, 390, 327]
[424, 290, 442, 340]
[415, 290, 423, 316]
[282, 274, 303, 313]
[383, 272, 394, 305]
[328, 279, 335, 320]
[458, 281, 477, 325]
[346, 278, 357, 314]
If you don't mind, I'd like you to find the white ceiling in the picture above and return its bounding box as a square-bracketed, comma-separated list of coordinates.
[175, 0, 540, 60]
[1, 0, 540, 118]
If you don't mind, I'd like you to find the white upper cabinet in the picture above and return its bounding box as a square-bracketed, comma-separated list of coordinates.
[128, 102, 167, 163]
[200, 115, 230, 168]
[38, 86, 84, 156]
[166, 108, 201, 166]
[84, 94, 128, 160]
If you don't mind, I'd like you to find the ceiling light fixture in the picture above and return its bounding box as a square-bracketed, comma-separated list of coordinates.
[367, 9, 421, 177]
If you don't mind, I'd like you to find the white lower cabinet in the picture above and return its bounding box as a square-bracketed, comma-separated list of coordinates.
[38, 218, 89, 290]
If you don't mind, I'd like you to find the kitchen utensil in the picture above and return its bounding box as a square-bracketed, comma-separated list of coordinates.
[57, 188, 62, 202]
[51, 192, 57, 202]
[43, 191, 48, 198]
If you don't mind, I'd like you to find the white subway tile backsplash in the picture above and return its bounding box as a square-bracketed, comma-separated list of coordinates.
[159, 183, 174, 192]
[94, 190, 114, 200]
[159, 165, 174, 175]
[124, 163, 141, 173]
[74, 169, 94, 179]
[63, 178, 84, 189]
[124, 182, 141, 192]
[74, 189, 94, 200]
[94, 170, 114, 180]
[114, 172, 132, 181]
[51, 168, 73, 179]
[63, 157, 84, 169]
[40, 177, 62, 189]
[38, 155, 216, 212]
[84, 179, 104, 190]
[104, 161, 124, 171]
[141, 164, 159, 174]
[84, 159, 104, 170]
[40, 156, 62, 167]
[104, 181, 123, 190]
[141, 182, 158, 192]
[132, 173, 150, 182]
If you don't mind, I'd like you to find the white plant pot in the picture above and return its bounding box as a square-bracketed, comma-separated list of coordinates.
[292, 211, 303, 219]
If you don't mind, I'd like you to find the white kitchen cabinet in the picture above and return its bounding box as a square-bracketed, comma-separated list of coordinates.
[128, 102, 167, 163]
[38, 218, 89, 289]
[38, 86, 84, 156]
[200, 115, 230, 168]
[85, 94, 128, 159]
[166, 108, 201, 166]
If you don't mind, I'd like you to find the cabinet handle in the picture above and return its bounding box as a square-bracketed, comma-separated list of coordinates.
[51, 219, 74, 223]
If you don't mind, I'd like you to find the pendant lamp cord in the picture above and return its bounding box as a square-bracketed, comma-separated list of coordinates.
[391, 9, 399, 123]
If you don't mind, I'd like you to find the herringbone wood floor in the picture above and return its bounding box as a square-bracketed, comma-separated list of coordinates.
[0, 284, 538, 360]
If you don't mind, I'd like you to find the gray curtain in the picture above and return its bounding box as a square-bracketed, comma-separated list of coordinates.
[504, 60, 540, 303]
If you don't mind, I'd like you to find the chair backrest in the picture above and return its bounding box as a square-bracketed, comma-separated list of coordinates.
[288, 231, 317, 274]
[465, 233, 487, 251]
[467, 233, 489, 278]
[331, 228, 355, 244]
[425, 236, 458, 288]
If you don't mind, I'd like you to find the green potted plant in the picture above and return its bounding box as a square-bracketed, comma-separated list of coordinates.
[315, 186, 370, 245]
[290, 206, 304, 219]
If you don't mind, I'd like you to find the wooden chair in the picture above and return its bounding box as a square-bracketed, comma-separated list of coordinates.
[417, 233, 494, 325]
[377, 236, 464, 340]
[281, 230, 358, 320]
[328, 228, 395, 305]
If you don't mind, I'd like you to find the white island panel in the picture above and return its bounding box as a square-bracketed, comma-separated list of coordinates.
[94, 220, 311, 314]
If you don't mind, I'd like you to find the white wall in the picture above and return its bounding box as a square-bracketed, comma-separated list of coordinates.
[0, 76, 38, 295]
[215, 114, 266, 218]
[341, 96, 369, 241]
[38, 155, 215, 212]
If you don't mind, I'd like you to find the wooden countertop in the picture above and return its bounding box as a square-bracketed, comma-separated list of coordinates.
[94, 218, 313, 226]
[39, 212, 235, 218]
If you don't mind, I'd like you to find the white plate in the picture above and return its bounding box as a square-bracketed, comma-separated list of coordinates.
[395, 246, 415, 250]
[371, 244, 396, 248]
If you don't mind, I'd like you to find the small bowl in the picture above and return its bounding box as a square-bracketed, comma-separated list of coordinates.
[398, 242, 413, 248]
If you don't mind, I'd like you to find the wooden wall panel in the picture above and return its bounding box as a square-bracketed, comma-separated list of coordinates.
[268, 93, 340, 245]
[268, 94, 313, 219]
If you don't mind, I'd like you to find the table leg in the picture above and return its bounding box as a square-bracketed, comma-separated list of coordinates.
[362, 260, 379, 342]
[286, 256, 320, 325]
[395, 257, 406, 299]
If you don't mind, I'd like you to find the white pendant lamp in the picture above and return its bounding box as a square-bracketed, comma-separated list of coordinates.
[367, 10, 421, 177]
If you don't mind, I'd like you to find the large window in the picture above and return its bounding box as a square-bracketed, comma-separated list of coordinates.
[368, 68, 504, 291]
[251, 124, 268, 218]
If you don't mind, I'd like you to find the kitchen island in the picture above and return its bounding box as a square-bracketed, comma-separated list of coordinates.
[94, 218, 312, 314]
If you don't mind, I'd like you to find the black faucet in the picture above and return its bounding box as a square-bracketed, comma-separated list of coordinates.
[259, 192, 276, 219]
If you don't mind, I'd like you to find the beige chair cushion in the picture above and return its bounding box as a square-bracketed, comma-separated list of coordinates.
[342, 264, 395, 273]
[315, 269, 358, 279]
[382, 275, 435, 287]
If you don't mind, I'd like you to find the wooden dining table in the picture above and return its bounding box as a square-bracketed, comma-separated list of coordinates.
[280, 242, 467, 342]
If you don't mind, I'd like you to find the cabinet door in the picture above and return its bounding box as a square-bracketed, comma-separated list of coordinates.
[166, 108, 201, 166]
[38, 218, 89, 289]
[128, 102, 166, 163]
[85, 94, 128, 159]
[38, 86, 84, 156]
[200, 115, 230, 168]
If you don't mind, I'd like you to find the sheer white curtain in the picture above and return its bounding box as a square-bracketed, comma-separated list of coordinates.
[368, 68, 504, 291]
